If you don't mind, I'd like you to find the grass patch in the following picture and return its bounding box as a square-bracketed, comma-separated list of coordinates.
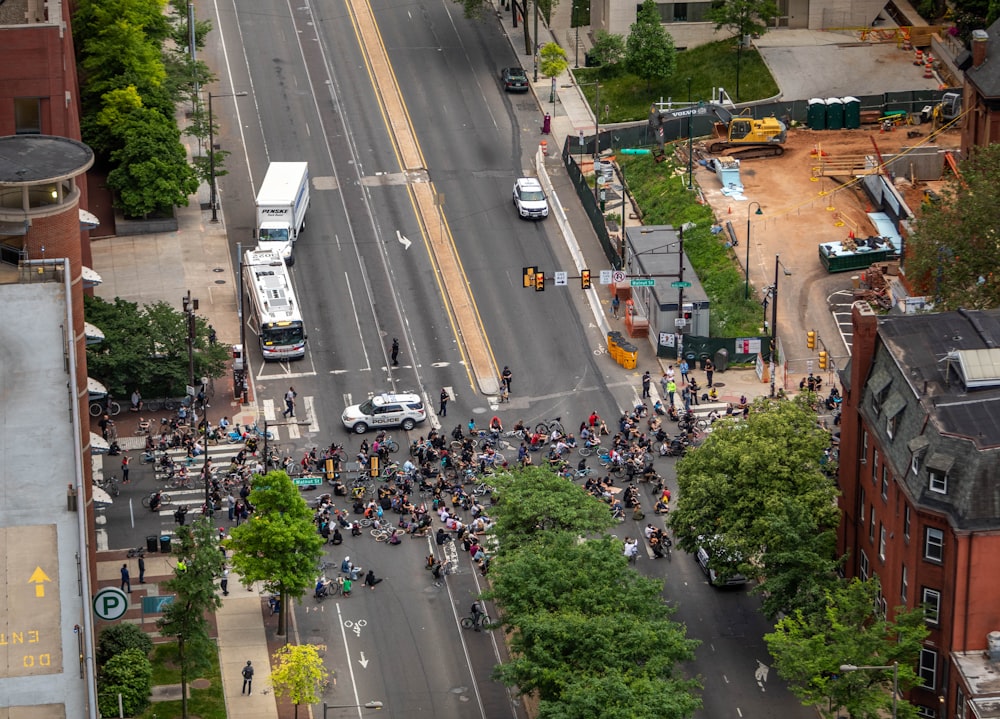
[136, 642, 227, 719]
[575, 39, 780, 122]
[619, 154, 765, 338]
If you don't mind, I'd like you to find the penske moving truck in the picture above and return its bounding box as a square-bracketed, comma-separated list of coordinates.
[255, 162, 309, 265]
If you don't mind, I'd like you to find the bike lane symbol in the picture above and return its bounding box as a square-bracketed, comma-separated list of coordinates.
[344, 619, 367, 637]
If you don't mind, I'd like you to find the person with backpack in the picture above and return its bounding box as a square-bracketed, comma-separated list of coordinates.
[241, 660, 254, 694]
[470, 601, 484, 631]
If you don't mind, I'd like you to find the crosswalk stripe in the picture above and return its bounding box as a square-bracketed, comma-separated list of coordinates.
[287, 424, 300, 440]
[263, 399, 276, 422]
[305, 396, 319, 433]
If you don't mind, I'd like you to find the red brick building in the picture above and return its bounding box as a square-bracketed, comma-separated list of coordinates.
[838, 302, 1000, 719]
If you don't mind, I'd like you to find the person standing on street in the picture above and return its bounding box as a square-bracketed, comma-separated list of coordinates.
[241, 660, 254, 694]
[137, 556, 145, 584]
[666, 379, 677, 408]
[704, 358, 715, 388]
[679, 359, 689, 384]
[439, 388, 449, 417]
[611, 295, 620, 319]
[120, 564, 130, 593]
[282, 386, 297, 418]
[501, 366, 512, 393]
[121, 454, 130, 484]
[391, 338, 399, 366]
[641, 371, 651, 398]
[221, 567, 229, 596]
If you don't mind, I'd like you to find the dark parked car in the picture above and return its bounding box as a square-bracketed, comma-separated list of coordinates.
[500, 67, 529, 92]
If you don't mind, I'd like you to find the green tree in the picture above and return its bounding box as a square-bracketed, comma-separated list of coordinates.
[96, 623, 153, 666]
[539, 42, 569, 79]
[227, 471, 325, 636]
[106, 106, 200, 217]
[488, 468, 615, 550]
[84, 295, 229, 398]
[668, 396, 840, 616]
[626, 0, 677, 90]
[589, 29, 627, 73]
[97, 647, 153, 717]
[270, 644, 329, 718]
[765, 577, 928, 719]
[706, 0, 777, 101]
[904, 144, 1000, 310]
[157, 518, 224, 719]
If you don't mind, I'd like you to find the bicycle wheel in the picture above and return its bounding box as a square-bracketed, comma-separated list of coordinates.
[163, 399, 178, 411]
[385, 440, 399, 453]
[141, 495, 152, 508]
[108, 401, 122, 416]
[534, 422, 549, 434]
[371, 529, 388, 541]
[460, 617, 475, 629]
[549, 420, 564, 434]
[89, 402, 103, 417]
[610, 465, 626, 479]
[496, 438, 513, 451]
[450, 440, 464, 451]
[492, 452, 505, 465]
[359, 518, 373, 527]
[145, 399, 161, 412]
[579, 446, 594, 457]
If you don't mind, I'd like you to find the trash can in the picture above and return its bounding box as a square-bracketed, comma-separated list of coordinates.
[685, 352, 696, 363]
[159, 535, 172, 553]
[714, 347, 729, 373]
[620, 343, 638, 370]
[146, 535, 159, 553]
[807, 98, 826, 130]
[542, 113, 551, 134]
[699, 354, 709, 370]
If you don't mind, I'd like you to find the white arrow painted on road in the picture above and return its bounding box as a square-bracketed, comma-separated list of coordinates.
[358, 652, 369, 669]
[396, 230, 412, 251]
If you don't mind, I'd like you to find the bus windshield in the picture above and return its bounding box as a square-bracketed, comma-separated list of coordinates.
[261, 322, 304, 347]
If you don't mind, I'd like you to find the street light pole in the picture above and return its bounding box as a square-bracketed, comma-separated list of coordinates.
[839, 662, 898, 719]
[533, 0, 539, 82]
[769, 254, 791, 398]
[182, 291, 198, 428]
[745, 201, 762, 299]
[207, 90, 248, 222]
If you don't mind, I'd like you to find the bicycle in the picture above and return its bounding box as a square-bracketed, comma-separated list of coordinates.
[578, 441, 603, 457]
[143, 397, 179, 412]
[371, 527, 396, 542]
[461, 612, 491, 631]
[96, 474, 120, 497]
[90, 395, 122, 417]
[472, 481, 494, 497]
[534, 417, 564, 435]
[126, 546, 146, 558]
[141, 492, 172, 509]
[245, 422, 274, 441]
[378, 437, 400, 454]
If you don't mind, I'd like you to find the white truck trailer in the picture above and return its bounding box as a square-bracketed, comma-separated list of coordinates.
[255, 162, 309, 265]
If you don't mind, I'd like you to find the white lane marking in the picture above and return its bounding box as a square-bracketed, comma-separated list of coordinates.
[262, 399, 276, 422]
[305, 396, 319, 433]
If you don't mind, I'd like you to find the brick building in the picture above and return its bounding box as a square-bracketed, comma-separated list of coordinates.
[838, 302, 1000, 719]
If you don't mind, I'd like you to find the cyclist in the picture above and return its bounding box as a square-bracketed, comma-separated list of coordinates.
[470, 601, 484, 631]
[149, 490, 163, 512]
[488, 416, 503, 438]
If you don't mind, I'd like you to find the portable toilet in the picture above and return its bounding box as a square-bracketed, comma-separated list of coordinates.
[807, 98, 827, 130]
[826, 97, 845, 130]
[842, 96, 861, 129]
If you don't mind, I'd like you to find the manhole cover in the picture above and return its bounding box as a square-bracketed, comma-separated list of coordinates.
[214, 280, 226, 285]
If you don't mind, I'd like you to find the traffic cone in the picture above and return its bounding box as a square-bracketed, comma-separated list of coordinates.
[924, 58, 934, 79]
[728, 206, 732, 214]
[914, 49, 923, 65]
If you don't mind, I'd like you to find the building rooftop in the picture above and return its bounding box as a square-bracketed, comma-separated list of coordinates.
[878, 309, 1000, 449]
[624, 225, 709, 308]
[0, 135, 94, 184]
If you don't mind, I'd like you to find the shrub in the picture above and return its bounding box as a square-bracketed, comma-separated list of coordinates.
[97, 623, 153, 667]
[98, 648, 153, 717]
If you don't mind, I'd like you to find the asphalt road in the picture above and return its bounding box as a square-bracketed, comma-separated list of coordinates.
[97, 0, 828, 717]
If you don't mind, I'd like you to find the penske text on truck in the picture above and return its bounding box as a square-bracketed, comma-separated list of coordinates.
[255, 162, 309, 265]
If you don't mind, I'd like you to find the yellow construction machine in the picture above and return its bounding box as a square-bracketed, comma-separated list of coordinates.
[649, 103, 786, 159]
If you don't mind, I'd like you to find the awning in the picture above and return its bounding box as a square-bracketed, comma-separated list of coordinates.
[882, 393, 906, 418]
[88, 377, 108, 398]
[868, 369, 892, 396]
[92, 486, 113, 506]
[84, 322, 105, 345]
[81, 265, 102, 288]
[90, 432, 109, 454]
[926, 453, 956, 474]
[79, 209, 100, 230]
[907, 436, 930, 456]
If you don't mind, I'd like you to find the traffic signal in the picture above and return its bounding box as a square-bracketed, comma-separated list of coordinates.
[535, 272, 545, 292]
[818, 350, 828, 370]
[522, 266, 536, 289]
[581, 269, 591, 290]
[807, 330, 816, 349]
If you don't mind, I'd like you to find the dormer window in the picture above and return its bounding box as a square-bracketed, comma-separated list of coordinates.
[870, 371, 892, 415]
[926, 454, 955, 495]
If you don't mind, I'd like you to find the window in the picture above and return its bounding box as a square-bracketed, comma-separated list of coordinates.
[14, 98, 42, 134]
[859, 550, 869, 581]
[861, 430, 868, 463]
[922, 587, 941, 625]
[904, 505, 911, 541]
[918, 647, 938, 689]
[859, 488, 866, 525]
[881, 467, 889, 500]
[901, 564, 908, 603]
[924, 528, 944, 562]
[872, 449, 879, 483]
[887, 412, 901, 439]
[916, 707, 938, 719]
[912, 453, 921, 475]
[869, 506, 876, 542]
[929, 470, 947, 494]
[879, 523, 887, 561]
[956, 686, 966, 719]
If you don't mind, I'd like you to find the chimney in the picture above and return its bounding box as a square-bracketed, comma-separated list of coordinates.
[973, 29, 989, 68]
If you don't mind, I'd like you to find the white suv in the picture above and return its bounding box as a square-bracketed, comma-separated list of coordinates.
[341, 393, 426, 434]
[512, 177, 549, 219]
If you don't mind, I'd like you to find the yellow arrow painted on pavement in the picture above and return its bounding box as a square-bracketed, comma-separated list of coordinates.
[29, 567, 51, 597]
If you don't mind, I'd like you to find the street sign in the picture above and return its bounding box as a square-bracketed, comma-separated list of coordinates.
[675, 318, 687, 327]
[599, 270, 613, 285]
[554, 271, 568, 286]
[93, 587, 129, 621]
[611, 270, 627, 284]
[670, 281, 692, 288]
[294, 476, 323, 486]
[630, 278, 655, 287]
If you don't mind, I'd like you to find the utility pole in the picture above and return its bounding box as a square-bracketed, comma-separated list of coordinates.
[533, 0, 539, 82]
[182, 291, 198, 429]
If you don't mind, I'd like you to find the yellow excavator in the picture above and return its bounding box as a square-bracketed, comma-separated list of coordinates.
[649, 102, 787, 159]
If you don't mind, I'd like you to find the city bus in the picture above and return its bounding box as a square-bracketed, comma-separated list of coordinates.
[243, 247, 306, 360]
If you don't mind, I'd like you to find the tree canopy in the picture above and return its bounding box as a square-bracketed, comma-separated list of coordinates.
[904, 143, 1000, 310]
[765, 577, 929, 719]
[668, 396, 841, 617]
[706, 0, 779, 40]
[271, 644, 328, 718]
[226, 471, 325, 635]
[539, 42, 569, 79]
[626, 0, 677, 89]
[84, 295, 229, 398]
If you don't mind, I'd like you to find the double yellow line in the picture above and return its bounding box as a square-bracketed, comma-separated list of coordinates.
[344, 0, 501, 396]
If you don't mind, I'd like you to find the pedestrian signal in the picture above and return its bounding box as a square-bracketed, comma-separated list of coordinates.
[581, 270, 591, 290]
[535, 272, 545, 292]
